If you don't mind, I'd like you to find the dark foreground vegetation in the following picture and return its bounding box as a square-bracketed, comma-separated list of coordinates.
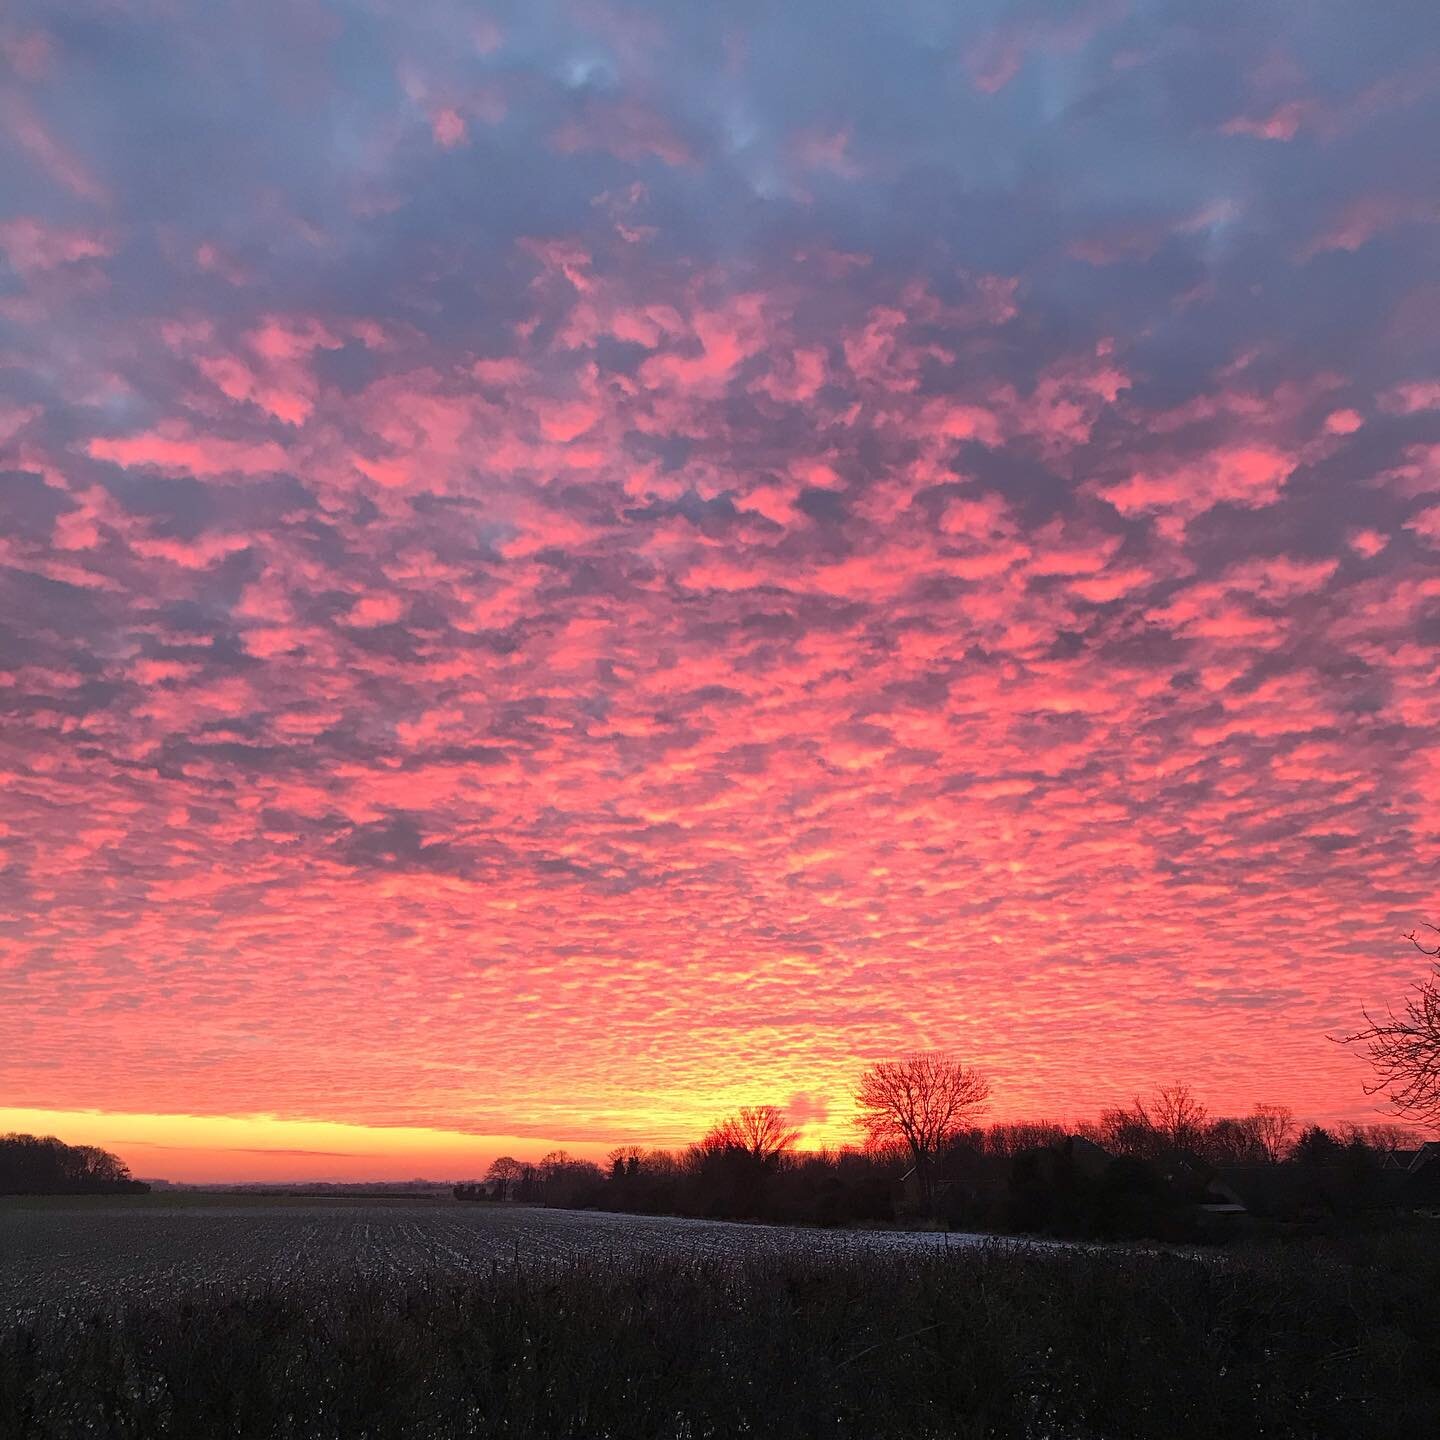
[4, 1234, 1438, 1440]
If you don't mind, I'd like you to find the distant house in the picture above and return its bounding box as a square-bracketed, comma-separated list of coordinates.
[1207, 1144, 1440, 1222]
[1153, 1150, 1211, 1197]
[1058, 1136, 1112, 1177]
[1204, 1167, 1321, 1222]
[1380, 1140, 1440, 1173]
[1378, 1142, 1440, 1212]
[452, 1180, 504, 1202]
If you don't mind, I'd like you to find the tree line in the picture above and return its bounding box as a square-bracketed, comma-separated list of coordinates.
[455, 1076, 1429, 1239]
[0, 1134, 149, 1195]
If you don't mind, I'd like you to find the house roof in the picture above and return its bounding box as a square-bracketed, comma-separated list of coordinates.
[1381, 1141, 1440, 1174]
[1210, 1166, 1314, 1213]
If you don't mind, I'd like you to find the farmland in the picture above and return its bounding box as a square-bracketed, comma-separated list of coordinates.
[0, 1194, 985, 1318]
[3, 1198, 1438, 1438]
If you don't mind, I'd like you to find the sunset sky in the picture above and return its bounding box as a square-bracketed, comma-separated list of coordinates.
[2, 1, 1438, 1183]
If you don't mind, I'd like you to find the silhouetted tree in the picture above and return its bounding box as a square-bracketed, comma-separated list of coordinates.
[983, 1121, 1068, 1157]
[1092, 1156, 1185, 1240]
[1334, 1135, 1384, 1217]
[529, 1151, 605, 1208]
[1088, 1105, 1162, 1160]
[681, 1107, 803, 1219]
[1090, 1085, 1211, 1162]
[1292, 1124, 1344, 1167]
[0, 1134, 147, 1194]
[1206, 1116, 1268, 1165]
[605, 1145, 644, 1189]
[1249, 1104, 1297, 1163]
[855, 1054, 990, 1215]
[700, 1106, 800, 1164]
[1194, 1107, 1292, 1165]
[1143, 1084, 1210, 1155]
[1348, 1122, 1421, 1153]
[1342, 925, 1440, 1129]
[516, 1163, 540, 1202]
[484, 1155, 523, 1200]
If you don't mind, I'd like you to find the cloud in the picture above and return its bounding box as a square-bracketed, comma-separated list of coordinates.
[89, 424, 289, 478]
[785, 1092, 830, 1128]
[0, 0, 1436, 1162]
[0, 217, 110, 274]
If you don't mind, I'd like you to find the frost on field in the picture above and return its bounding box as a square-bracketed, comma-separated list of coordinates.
[0, 1200, 1000, 1317]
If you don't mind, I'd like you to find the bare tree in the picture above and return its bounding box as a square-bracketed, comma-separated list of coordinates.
[1088, 1084, 1210, 1161]
[1143, 1083, 1210, 1154]
[641, 1148, 684, 1180]
[537, 1151, 604, 1206]
[1351, 1122, 1421, 1154]
[1086, 1105, 1161, 1160]
[1205, 1116, 1267, 1165]
[855, 1054, 990, 1214]
[982, 1121, 1068, 1158]
[484, 1154, 522, 1200]
[700, 1105, 800, 1165]
[1341, 925, 1440, 1130]
[1249, 1104, 1296, 1164]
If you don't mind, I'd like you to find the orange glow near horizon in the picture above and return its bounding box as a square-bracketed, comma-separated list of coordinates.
[0, 1108, 612, 1185]
[2, 5, 1438, 1165]
[0, 1057, 1404, 1186]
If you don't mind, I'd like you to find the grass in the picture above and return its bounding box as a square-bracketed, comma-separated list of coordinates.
[4, 1233, 1438, 1439]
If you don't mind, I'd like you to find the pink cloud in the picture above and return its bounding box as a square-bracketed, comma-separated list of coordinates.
[0, 401, 39, 444]
[1, 91, 106, 203]
[431, 107, 467, 149]
[1347, 528, 1388, 558]
[639, 294, 767, 391]
[553, 98, 695, 168]
[1380, 381, 1440, 414]
[473, 18, 503, 55]
[962, 1, 1122, 94]
[1100, 444, 1295, 525]
[0, 217, 110, 274]
[348, 593, 407, 626]
[1302, 193, 1437, 257]
[89, 423, 289, 477]
[1221, 100, 1313, 141]
[790, 126, 860, 180]
[535, 398, 601, 442]
[2, 26, 52, 80]
[1405, 505, 1440, 546]
[130, 533, 253, 569]
[194, 242, 251, 285]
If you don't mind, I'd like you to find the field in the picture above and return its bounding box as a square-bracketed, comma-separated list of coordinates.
[4, 1198, 1438, 1438]
[0, 1194, 988, 1319]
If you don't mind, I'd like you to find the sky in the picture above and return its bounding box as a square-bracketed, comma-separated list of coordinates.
[1, 1, 1438, 1183]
